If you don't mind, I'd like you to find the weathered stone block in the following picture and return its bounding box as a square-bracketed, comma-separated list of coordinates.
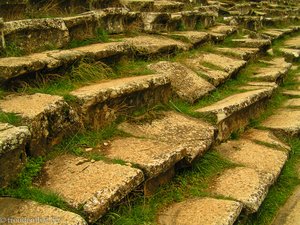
[0, 123, 30, 187]
[70, 74, 171, 129]
[0, 94, 82, 156]
[3, 18, 70, 53]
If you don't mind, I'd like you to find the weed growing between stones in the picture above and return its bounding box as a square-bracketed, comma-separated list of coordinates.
[0, 112, 22, 126]
[99, 151, 237, 225]
[0, 42, 24, 57]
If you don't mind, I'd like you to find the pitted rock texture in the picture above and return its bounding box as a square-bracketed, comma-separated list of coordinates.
[243, 129, 290, 150]
[3, 18, 70, 53]
[211, 167, 273, 213]
[123, 35, 190, 55]
[98, 137, 186, 178]
[166, 31, 210, 45]
[216, 140, 288, 180]
[231, 38, 271, 49]
[148, 61, 215, 103]
[215, 47, 259, 60]
[185, 52, 246, 75]
[262, 108, 300, 137]
[0, 197, 87, 225]
[252, 57, 292, 82]
[157, 198, 242, 225]
[196, 87, 275, 122]
[118, 111, 216, 162]
[0, 123, 30, 187]
[71, 74, 171, 128]
[39, 154, 144, 222]
[0, 93, 81, 155]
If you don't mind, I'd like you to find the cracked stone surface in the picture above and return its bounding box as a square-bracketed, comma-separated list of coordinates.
[123, 35, 190, 55]
[243, 129, 290, 150]
[0, 197, 87, 225]
[216, 139, 288, 180]
[98, 137, 186, 178]
[39, 154, 144, 223]
[262, 108, 300, 137]
[215, 47, 259, 60]
[196, 87, 275, 122]
[118, 111, 216, 163]
[0, 93, 82, 155]
[0, 123, 30, 187]
[185, 52, 246, 75]
[211, 167, 274, 213]
[157, 198, 242, 225]
[166, 31, 210, 45]
[148, 61, 215, 103]
[231, 38, 271, 49]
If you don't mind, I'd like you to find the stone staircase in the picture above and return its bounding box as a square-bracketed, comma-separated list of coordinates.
[0, 0, 300, 224]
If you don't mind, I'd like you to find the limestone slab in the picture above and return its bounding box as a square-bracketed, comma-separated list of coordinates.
[279, 48, 300, 60]
[157, 198, 242, 225]
[208, 24, 237, 35]
[215, 47, 259, 60]
[0, 197, 87, 225]
[282, 90, 300, 97]
[148, 61, 215, 103]
[243, 129, 290, 150]
[39, 154, 144, 222]
[74, 41, 128, 60]
[166, 31, 210, 45]
[196, 87, 275, 122]
[284, 36, 300, 49]
[98, 137, 186, 178]
[0, 123, 30, 187]
[231, 38, 271, 49]
[185, 53, 246, 75]
[123, 35, 190, 55]
[118, 111, 216, 162]
[216, 140, 288, 180]
[0, 93, 81, 155]
[211, 167, 273, 213]
[284, 99, 300, 107]
[262, 108, 300, 137]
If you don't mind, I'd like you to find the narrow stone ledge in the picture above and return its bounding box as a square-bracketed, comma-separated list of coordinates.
[39, 154, 144, 223]
[0, 93, 82, 156]
[0, 123, 30, 187]
[262, 108, 300, 138]
[211, 167, 274, 213]
[231, 38, 271, 49]
[215, 47, 259, 60]
[98, 137, 186, 178]
[164, 31, 210, 46]
[216, 139, 288, 181]
[118, 111, 216, 163]
[148, 61, 215, 103]
[196, 87, 275, 140]
[71, 74, 171, 129]
[157, 198, 242, 225]
[0, 197, 87, 225]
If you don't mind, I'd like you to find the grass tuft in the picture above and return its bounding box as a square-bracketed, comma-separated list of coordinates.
[0, 112, 22, 125]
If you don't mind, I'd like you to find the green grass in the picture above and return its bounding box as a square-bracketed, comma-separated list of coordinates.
[0, 42, 24, 57]
[242, 138, 300, 225]
[0, 112, 22, 125]
[99, 151, 237, 225]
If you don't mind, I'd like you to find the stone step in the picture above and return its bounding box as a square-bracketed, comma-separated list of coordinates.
[0, 123, 31, 187]
[148, 61, 215, 103]
[118, 111, 216, 163]
[184, 52, 246, 86]
[70, 74, 171, 129]
[262, 108, 300, 137]
[38, 154, 144, 223]
[0, 93, 82, 156]
[216, 139, 288, 181]
[231, 38, 271, 49]
[0, 197, 87, 225]
[211, 167, 274, 213]
[251, 57, 292, 83]
[207, 24, 238, 41]
[261, 28, 294, 40]
[157, 198, 242, 225]
[278, 48, 300, 61]
[215, 47, 260, 60]
[164, 31, 210, 46]
[284, 36, 300, 49]
[196, 87, 276, 141]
